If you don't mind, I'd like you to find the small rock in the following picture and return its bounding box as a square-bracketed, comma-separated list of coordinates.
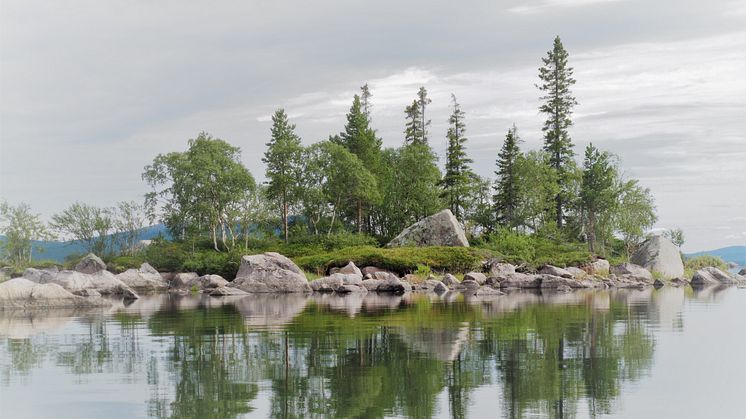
[433, 281, 447, 294]
[338, 261, 362, 276]
[587, 259, 610, 275]
[209, 287, 249, 296]
[361, 279, 383, 291]
[611, 263, 652, 281]
[653, 279, 665, 288]
[691, 267, 737, 287]
[441, 274, 459, 288]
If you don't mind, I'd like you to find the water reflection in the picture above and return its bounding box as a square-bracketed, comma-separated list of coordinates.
[0, 285, 738, 419]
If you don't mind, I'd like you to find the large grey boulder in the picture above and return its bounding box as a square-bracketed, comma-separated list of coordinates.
[24, 268, 138, 299]
[587, 259, 610, 275]
[117, 263, 169, 292]
[463, 272, 487, 285]
[74, 253, 107, 274]
[690, 267, 737, 287]
[338, 261, 363, 276]
[495, 273, 542, 289]
[565, 267, 587, 279]
[611, 263, 653, 281]
[0, 277, 110, 309]
[230, 252, 311, 293]
[386, 209, 469, 248]
[630, 235, 684, 279]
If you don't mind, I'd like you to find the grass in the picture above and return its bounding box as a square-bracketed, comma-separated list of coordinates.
[683, 255, 729, 279]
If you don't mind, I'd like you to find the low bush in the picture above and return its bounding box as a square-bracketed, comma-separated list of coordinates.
[475, 230, 593, 269]
[683, 255, 729, 279]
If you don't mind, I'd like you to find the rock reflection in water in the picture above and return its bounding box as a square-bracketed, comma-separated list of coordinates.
[0, 286, 734, 419]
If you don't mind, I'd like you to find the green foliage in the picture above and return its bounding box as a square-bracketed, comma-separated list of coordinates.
[50, 202, 113, 256]
[107, 255, 144, 273]
[664, 228, 685, 248]
[683, 255, 729, 279]
[478, 229, 593, 269]
[293, 246, 485, 276]
[0, 201, 52, 267]
[143, 131, 255, 251]
[580, 143, 618, 254]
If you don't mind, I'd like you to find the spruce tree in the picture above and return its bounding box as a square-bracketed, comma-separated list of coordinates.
[440, 94, 473, 220]
[493, 125, 522, 229]
[537, 36, 577, 227]
[334, 94, 382, 232]
[263, 109, 303, 242]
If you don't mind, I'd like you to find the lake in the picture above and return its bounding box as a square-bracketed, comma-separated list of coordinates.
[1, 287, 745, 418]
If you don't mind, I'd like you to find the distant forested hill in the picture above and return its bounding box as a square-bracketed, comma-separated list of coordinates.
[686, 246, 746, 267]
[1, 224, 170, 263]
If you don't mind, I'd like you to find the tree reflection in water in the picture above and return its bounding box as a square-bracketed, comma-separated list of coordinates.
[0, 287, 690, 419]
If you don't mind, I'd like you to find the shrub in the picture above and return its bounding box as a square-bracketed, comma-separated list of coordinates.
[107, 255, 144, 273]
[683, 255, 729, 279]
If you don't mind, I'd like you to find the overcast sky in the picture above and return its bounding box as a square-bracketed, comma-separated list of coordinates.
[1, 0, 744, 252]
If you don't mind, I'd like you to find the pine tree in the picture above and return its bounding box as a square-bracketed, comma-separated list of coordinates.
[537, 36, 578, 227]
[493, 125, 522, 229]
[417, 86, 432, 144]
[263, 109, 303, 242]
[440, 94, 473, 220]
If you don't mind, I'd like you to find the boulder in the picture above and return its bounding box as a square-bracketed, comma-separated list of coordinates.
[335, 284, 368, 294]
[310, 276, 344, 292]
[74, 253, 107, 274]
[0, 277, 110, 309]
[611, 263, 653, 281]
[441, 274, 459, 288]
[458, 279, 480, 290]
[230, 252, 311, 293]
[565, 267, 587, 279]
[419, 279, 443, 290]
[171, 272, 200, 289]
[691, 267, 737, 287]
[537, 274, 586, 289]
[338, 261, 363, 276]
[117, 263, 169, 292]
[539, 265, 573, 278]
[361, 266, 396, 277]
[199, 274, 229, 289]
[433, 281, 448, 294]
[361, 279, 384, 291]
[653, 279, 665, 288]
[484, 259, 516, 277]
[630, 235, 684, 279]
[25, 268, 138, 299]
[495, 273, 541, 289]
[386, 209, 469, 248]
[209, 287, 249, 297]
[587, 259, 610, 275]
[376, 277, 408, 293]
[463, 272, 487, 285]
[739, 268, 746, 276]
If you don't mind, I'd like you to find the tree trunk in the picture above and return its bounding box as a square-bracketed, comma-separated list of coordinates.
[357, 200, 363, 233]
[282, 191, 289, 243]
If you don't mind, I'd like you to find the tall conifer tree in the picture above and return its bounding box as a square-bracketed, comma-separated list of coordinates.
[493, 125, 522, 229]
[440, 94, 473, 220]
[537, 36, 577, 227]
[263, 109, 303, 242]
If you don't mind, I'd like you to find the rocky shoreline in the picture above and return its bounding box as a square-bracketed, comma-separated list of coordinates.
[2, 245, 744, 310]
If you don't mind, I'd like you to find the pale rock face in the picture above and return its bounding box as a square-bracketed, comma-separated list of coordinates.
[209, 287, 249, 297]
[338, 261, 363, 276]
[441, 274, 459, 288]
[587, 259, 610, 275]
[611, 263, 653, 281]
[630, 236, 684, 279]
[0, 277, 110, 309]
[230, 252, 311, 293]
[75, 253, 107, 274]
[539, 265, 573, 278]
[690, 267, 738, 286]
[488, 262, 516, 277]
[386, 209, 469, 248]
[565, 267, 587, 279]
[463, 272, 487, 285]
[171, 273, 200, 289]
[117, 263, 169, 292]
[25, 268, 138, 299]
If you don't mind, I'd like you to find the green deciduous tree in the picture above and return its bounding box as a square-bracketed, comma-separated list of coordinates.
[579, 143, 617, 254]
[0, 201, 52, 267]
[538, 36, 578, 227]
[440, 94, 474, 221]
[615, 180, 657, 256]
[263, 109, 303, 242]
[493, 125, 522, 230]
[514, 151, 560, 233]
[143, 132, 255, 251]
[111, 201, 146, 255]
[51, 202, 114, 256]
[663, 228, 685, 249]
[395, 143, 443, 228]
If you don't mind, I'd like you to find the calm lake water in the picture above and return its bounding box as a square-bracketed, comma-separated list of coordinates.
[1, 287, 745, 419]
